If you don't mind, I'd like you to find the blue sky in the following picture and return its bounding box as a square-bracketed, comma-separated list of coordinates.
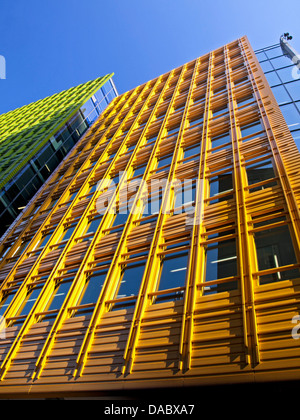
[0, 0, 299, 114]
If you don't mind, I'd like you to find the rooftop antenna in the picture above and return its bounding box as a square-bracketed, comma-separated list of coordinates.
[280, 33, 300, 70]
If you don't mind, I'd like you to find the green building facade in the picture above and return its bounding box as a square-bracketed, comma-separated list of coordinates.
[0, 74, 118, 237]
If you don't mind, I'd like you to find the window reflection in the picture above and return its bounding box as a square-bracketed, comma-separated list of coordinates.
[277, 66, 295, 83]
[272, 85, 291, 104]
[280, 103, 300, 128]
[285, 81, 300, 102]
[265, 71, 281, 87]
[270, 56, 292, 69]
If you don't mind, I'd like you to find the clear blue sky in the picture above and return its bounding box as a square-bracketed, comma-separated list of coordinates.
[0, 0, 299, 115]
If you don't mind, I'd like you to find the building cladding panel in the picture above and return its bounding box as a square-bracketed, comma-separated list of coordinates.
[0, 36, 299, 397]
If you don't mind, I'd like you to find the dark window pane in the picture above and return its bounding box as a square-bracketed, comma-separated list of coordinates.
[158, 251, 189, 291]
[42, 279, 73, 317]
[17, 286, 43, 318]
[210, 133, 231, 149]
[204, 238, 238, 294]
[112, 211, 128, 227]
[0, 292, 16, 317]
[246, 159, 276, 191]
[254, 224, 300, 285]
[86, 217, 102, 234]
[209, 173, 233, 198]
[74, 270, 107, 315]
[240, 121, 263, 138]
[183, 144, 200, 159]
[117, 261, 146, 298]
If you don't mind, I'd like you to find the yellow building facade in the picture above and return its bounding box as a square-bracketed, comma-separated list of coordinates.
[0, 36, 300, 398]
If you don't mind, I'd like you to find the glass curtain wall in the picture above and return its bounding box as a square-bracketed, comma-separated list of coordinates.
[255, 43, 300, 149]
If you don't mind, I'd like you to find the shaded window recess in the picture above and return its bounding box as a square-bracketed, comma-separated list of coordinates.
[108, 259, 147, 311]
[208, 172, 233, 204]
[203, 232, 238, 295]
[245, 158, 277, 192]
[252, 216, 300, 285]
[153, 249, 190, 303]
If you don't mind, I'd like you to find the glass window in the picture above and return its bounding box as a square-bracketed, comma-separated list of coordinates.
[246, 159, 276, 191]
[149, 193, 163, 215]
[280, 103, 300, 129]
[259, 60, 274, 73]
[85, 217, 102, 234]
[271, 56, 292, 69]
[15, 285, 44, 321]
[265, 46, 283, 59]
[81, 98, 98, 125]
[210, 132, 231, 150]
[111, 261, 146, 310]
[212, 105, 228, 117]
[236, 95, 253, 107]
[255, 51, 268, 62]
[12, 240, 30, 257]
[41, 279, 73, 319]
[133, 164, 146, 178]
[0, 291, 17, 317]
[88, 183, 98, 194]
[264, 71, 281, 87]
[213, 85, 227, 95]
[157, 154, 173, 169]
[167, 125, 180, 135]
[272, 85, 291, 104]
[240, 121, 263, 138]
[292, 130, 300, 150]
[174, 179, 197, 212]
[188, 116, 203, 126]
[277, 66, 295, 83]
[254, 224, 300, 285]
[60, 225, 76, 243]
[209, 172, 233, 202]
[118, 262, 145, 298]
[285, 80, 300, 102]
[37, 232, 53, 249]
[74, 269, 107, 316]
[112, 211, 128, 228]
[183, 144, 200, 159]
[156, 250, 189, 301]
[204, 237, 237, 294]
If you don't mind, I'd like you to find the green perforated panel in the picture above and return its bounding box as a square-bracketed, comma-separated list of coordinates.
[0, 74, 113, 189]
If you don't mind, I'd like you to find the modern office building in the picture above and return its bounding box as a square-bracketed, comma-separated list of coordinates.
[0, 75, 118, 237]
[0, 35, 299, 399]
